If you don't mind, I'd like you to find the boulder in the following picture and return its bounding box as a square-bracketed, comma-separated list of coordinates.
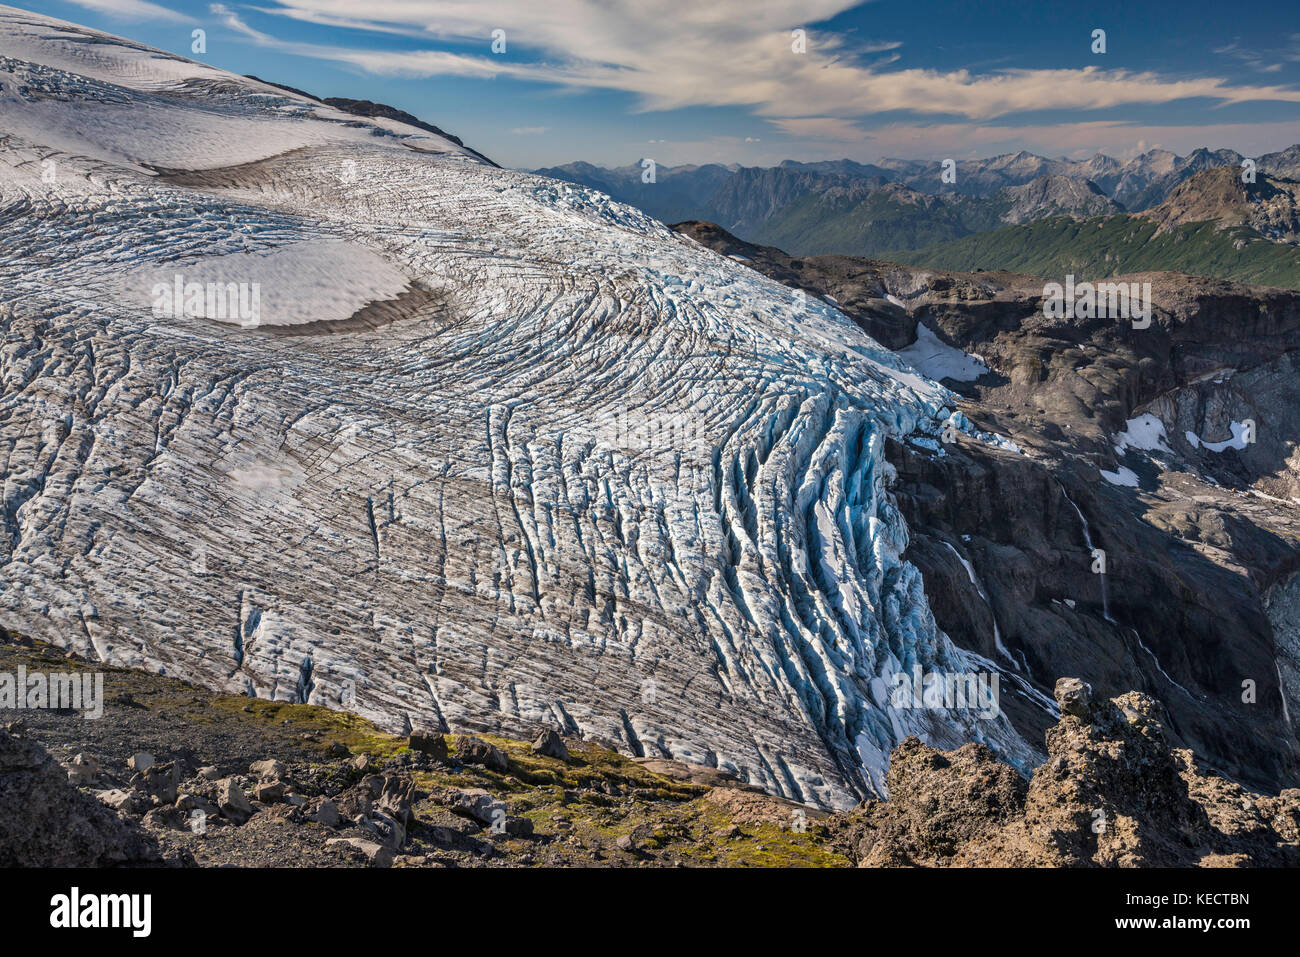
[216, 778, 254, 823]
[92, 788, 146, 813]
[531, 729, 570, 761]
[129, 760, 181, 804]
[326, 837, 393, 868]
[127, 752, 155, 773]
[439, 787, 506, 827]
[249, 759, 286, 781]
[62, 752, 100, 786]
[1054, 678, 1093, 718]
[311, 798, 341, 828]
[409, 727, 448, 760]
[455, 735, 508, 772]
[141, 806, 187, 831]
[254, 780, 285, 804]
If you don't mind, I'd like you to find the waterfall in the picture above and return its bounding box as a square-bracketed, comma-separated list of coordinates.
[1060, 485, 1114, 623]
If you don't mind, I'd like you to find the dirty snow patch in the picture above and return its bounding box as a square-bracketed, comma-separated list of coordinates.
[896, 324, 989, 383]
[118, 240, 413, 328]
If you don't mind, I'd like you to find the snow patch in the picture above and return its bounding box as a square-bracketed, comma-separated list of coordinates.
[896, 323, 989, 383]
[1113, 413, 1172, 456]
[115, 240, 412, 328]
[1186, 421, 1252, 453]
[1100, 465, 1140, 487]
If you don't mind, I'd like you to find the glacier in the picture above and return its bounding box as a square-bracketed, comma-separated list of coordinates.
[0, 5, 1035, 807]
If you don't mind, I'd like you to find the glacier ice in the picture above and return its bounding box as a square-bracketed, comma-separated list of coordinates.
[0, 5, 1036, 807]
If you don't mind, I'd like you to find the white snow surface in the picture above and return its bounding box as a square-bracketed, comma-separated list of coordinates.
[0, 6, 1035, 807]
[1113, 413, 1173, 456]
[896, 323, 990, 383]
[1100, 465, 1140, 487]
[114, 240, 414, 327]
[1186, 421, 1252, 453]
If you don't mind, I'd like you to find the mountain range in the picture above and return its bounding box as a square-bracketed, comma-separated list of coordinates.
[893, 166, 1300, 288]
[534, 148, 1300, 268]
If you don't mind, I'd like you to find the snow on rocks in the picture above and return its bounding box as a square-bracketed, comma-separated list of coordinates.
[0, 7, 1034, 808]
[1113, 413, 1174, 456]
[896, 323, 989, 383]
[1186, 421, 1253, 453]
[1100, 465, 1140, 487]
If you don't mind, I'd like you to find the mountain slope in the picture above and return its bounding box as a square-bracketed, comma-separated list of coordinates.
[0, 5, 1040, 810]
[1143, 165, 1300, 241]
[750, 181, 996, 256]
[892, 169, 1300, 288]
[751, 174, 1122, 258]
[892, 216, 1300, 288]
[530, 159, 733, 225]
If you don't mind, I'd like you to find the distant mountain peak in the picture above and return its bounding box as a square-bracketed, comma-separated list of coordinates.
[1000, 174, 1122, 224]
[1141, 166, 1300, 241]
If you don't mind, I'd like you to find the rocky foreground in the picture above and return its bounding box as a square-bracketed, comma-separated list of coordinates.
[2, 636, 1296, 868]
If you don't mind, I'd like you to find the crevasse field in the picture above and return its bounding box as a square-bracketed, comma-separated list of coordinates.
[0, 5, 1044, 808]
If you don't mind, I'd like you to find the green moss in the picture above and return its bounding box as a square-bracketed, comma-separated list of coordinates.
[207, 697, 409, 759]
[444, 732, 703, 801]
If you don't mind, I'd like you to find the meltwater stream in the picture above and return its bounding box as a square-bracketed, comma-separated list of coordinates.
[1060, 485, 1114, 623]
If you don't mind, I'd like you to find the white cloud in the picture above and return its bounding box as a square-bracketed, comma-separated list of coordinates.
[63, 0, 190, 22]
[242, 0, 1300, 124]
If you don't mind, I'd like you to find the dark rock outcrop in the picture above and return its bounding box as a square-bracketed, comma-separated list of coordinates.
[845, 678, 1300, 867]
[454, 736, 509, 773]
[0, 725, 161, 867]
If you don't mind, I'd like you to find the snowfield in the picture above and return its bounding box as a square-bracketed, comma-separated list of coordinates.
[0, 6, 1035, 807]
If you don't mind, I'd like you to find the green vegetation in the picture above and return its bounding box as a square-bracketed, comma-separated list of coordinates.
[887, 215, 1300, 288]
[754, 190, 1009, 258]
[0, 634, 855, 866]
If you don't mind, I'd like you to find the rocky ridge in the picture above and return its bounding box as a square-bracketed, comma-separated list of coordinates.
[3, 636, 1295, 868]
[1140, 166, 1300, 243]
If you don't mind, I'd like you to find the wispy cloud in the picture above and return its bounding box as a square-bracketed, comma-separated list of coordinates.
[237, 0, 1300, 125]
[64, 0, 190, 23]
[796, 118, 1300, 163]
[768, 117, 865, 141]
[1213, 39, 1284, 74]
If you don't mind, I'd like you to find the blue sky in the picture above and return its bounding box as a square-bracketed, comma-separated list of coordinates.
[32, 0, 1300, 169]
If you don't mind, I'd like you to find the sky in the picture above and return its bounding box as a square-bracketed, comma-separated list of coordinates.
[29, 0, 1300, 170]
